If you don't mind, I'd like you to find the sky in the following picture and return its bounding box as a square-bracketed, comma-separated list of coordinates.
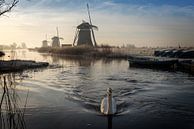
[0, 0, 194, 47]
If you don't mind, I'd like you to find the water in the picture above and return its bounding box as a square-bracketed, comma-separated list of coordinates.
[1, 50, 194, 129]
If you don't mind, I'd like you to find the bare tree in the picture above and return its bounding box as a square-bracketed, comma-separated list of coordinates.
[0, 0, 19, 16]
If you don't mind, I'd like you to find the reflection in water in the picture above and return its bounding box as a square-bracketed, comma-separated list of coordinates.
[107, 116, 113, 129]
[0, 74, 28, 129]
[10, 50, 17, 60]
[51, 55, 97, 66]
[51, 55, 60, 63]
[21, 50, 26, 59]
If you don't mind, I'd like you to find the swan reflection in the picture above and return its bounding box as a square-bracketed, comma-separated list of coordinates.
[107, 115, 113, 129]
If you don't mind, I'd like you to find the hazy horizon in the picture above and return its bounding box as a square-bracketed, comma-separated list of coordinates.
[0, 0, 194, 48]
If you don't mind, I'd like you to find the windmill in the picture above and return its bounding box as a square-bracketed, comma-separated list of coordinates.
[42, 34, 48, 47]
[73, 4, 98, 47]
[52, 27, 63, 47]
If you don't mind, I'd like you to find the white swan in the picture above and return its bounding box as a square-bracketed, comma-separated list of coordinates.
[100, 88, 116, 115]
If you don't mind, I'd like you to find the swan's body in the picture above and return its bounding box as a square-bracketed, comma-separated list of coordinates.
[100, 88, 116, 115]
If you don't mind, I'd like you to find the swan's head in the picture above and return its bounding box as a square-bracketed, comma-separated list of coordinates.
[107, 88, 112, 96]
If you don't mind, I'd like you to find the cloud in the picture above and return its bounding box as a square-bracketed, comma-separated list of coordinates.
[0, 0, 194, 47]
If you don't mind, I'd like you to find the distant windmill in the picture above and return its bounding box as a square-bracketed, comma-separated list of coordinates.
[52, 27, 63, 47]
[73, 3, 98, 47]
[42, 34, 48, 47]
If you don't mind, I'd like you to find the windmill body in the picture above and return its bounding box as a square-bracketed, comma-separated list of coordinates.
[52, 36, 60, 47]
[52, 27, 61, 47]
[42, 40, 48, 47]
[75, 22, 96, 46]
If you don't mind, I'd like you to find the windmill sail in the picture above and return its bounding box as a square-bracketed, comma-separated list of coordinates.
[73, 29, 79, 46]
[87, 3, 97, 46]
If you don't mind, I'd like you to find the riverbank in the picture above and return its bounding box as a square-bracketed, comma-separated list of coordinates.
[37, 46, 128, 59]
[128, 56, 194, 75]
[0, 60, 49, 73]
[37, 46, 155, 60]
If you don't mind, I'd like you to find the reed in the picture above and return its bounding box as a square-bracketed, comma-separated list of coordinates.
[0, 74, 28, 129]
[38, 46, 130, 59]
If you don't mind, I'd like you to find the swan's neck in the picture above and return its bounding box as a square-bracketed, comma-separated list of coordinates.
[107, 94, 112, 114]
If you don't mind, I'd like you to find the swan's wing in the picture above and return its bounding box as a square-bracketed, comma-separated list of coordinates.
[100, 98, 108, 114]
[112, 98, 117, 114]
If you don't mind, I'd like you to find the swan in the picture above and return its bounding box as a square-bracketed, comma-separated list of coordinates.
[100, 88, 116, 115]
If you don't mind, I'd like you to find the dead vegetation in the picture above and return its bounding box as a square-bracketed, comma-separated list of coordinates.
[38, 46, 130, 59]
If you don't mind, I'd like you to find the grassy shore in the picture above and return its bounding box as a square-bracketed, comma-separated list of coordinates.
[38, 46, 126, 59]
[37, 46, 155, 59]
[0, 60, 49, 73]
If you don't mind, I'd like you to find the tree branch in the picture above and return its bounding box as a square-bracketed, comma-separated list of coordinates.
[0, 0, 19, 16]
